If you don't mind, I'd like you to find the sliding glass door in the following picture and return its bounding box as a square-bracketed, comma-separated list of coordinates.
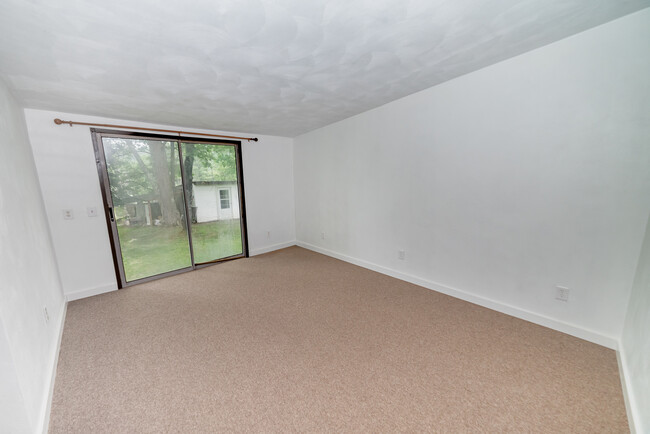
[181, 142, 244, 264]
[93, 130, 247, 287]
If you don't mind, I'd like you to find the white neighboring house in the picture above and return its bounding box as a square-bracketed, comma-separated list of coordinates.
[192, 180, 240, 223]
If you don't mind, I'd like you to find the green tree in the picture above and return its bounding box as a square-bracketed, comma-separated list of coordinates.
[182, 143, 237, 223]
[105, 138, 182, 226]
[104, 138, 152, 206]
[149, 140, 181, 226]
[105, 139, 237, 226]
[191, 145, 237, 181]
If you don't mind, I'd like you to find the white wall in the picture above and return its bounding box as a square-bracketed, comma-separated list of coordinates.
[0, 80, 65, 432]
[0, 320, 31, 433]
[23, 109, 295, 299]
[194, 184, 241, 222]
[294, 9, 650, 347]
[621, 213, 650, 433]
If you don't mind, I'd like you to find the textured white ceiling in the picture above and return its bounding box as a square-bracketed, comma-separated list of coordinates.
[0, 0, 648, 136]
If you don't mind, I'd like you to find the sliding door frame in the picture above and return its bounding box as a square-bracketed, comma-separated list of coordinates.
[91, 128, 249, 289]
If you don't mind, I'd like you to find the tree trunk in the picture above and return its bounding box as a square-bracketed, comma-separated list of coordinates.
[183, 143, 196, 223]
[149, 141, 181, 226]
[169, 142, 176, 186]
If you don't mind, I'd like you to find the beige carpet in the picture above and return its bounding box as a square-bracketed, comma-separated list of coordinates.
[50, 246, 628, 433]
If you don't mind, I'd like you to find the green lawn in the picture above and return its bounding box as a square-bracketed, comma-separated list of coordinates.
[116, 220, 243, 282]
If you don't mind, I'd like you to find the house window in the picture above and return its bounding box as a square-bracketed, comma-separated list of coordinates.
[219, 189, 231, 209]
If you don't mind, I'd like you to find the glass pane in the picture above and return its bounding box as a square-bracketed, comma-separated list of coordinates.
[182, 142, 243, 263]
[103, 137, 192, 281]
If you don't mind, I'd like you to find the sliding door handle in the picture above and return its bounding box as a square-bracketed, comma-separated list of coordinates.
[108, 206, 115, 222]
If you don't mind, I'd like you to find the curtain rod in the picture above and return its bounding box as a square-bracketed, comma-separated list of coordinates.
[53, 118, 259, 142]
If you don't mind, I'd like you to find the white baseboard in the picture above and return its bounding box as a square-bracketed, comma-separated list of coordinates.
[617, 347, 639, 433]
[65, 283, 117, 302]
[297, 241, 619, 350]
[38, 300, 67, 434]
[249, 240, 296, 256]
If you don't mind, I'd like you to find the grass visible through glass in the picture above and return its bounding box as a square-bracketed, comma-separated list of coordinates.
[115, 220, 241, 280]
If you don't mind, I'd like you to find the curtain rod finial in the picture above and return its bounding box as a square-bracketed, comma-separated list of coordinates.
[54, 118, 73, 127]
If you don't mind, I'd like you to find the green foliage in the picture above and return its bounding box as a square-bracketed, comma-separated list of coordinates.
[104, 138, 237, 207]
[104, 138, 154, 205]
[187, 144, 237, 182]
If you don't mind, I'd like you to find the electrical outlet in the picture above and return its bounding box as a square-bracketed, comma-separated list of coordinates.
[43, 306, 50, 325]
[63, 209, 74, 220]
[555, 286, 570, 302]
[267, 231, 271, 239]
[398, 250, 406, 260]
[321, 232, 325, 240]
